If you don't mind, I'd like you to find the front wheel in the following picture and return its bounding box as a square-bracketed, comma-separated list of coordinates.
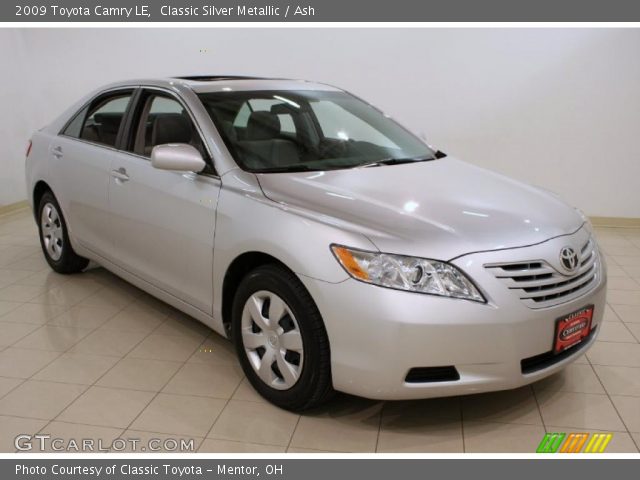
[232, 265, 334, 411]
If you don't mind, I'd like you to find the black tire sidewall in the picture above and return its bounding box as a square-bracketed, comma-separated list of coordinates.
[231, 265, 330, 410]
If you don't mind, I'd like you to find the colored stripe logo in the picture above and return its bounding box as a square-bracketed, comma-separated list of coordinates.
[584, 433, 613, 453]
[537, 433, 612, 453]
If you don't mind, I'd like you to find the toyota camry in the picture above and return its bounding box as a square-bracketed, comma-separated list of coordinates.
[24, 76, 606, 411]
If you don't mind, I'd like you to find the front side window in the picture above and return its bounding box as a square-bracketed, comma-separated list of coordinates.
[198, 90, 436, 173]
[129, 93, 207, 159]
[79, 93, 132, 147]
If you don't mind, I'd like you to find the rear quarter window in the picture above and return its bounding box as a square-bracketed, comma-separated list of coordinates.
[62, 106, 89, 138]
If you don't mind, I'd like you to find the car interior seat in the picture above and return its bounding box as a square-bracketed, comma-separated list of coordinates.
[237, 111, 300, 169]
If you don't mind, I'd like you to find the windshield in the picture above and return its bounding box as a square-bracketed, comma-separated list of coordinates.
[197, 90, 437, 173]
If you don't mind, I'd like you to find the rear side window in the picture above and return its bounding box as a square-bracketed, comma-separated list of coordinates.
[78, 92, 133, 147]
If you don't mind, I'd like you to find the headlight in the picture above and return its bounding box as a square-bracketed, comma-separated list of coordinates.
[331, 245, 485, 302]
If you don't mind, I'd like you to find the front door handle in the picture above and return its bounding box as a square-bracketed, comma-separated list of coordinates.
[111, 167, 130, 182]
[51, 146, 63, 158]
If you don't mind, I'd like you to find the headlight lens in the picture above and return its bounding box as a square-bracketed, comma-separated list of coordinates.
[331, 245, 485, 302]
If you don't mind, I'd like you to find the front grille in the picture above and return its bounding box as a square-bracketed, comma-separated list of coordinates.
[521, 326, 597, 374]
[486, 237, 599, 309]
[405, 366, 460, 383]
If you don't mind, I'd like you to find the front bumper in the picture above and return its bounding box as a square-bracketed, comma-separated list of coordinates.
[300, 227, 606, 400]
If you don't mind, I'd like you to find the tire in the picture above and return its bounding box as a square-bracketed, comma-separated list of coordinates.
[232, 264, 334, 411]
[37, 190, 89, 274]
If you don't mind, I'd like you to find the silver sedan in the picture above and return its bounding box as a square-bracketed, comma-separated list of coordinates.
[25, 76, 606, 410]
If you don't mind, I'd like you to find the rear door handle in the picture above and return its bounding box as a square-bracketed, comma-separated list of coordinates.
[51, 146, 63, 158]
[111, 167, 130, 182]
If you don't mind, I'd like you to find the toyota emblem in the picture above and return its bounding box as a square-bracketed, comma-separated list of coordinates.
[559, 246, 579, 273]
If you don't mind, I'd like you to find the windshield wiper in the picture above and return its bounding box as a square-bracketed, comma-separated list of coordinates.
[357, 155, 438, 169]
[254, 165, 318, 173]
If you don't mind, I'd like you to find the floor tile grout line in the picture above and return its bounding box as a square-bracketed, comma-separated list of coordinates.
[587, 338, 640, 345]
[460, 399, 466, 453]
[5, 407, 575, 448]
[0, 309, 72, 327]
[28, 289, 163, 437]
[0, 322, 42, 347]
[199, 436, 291, 452]
[117, 333, 213, 440]
[9, 324, 97, 355]
[621, 321, 640, 343]
[587, 353, 635, 439]
[113, 430, 205, 453]
[4, 284, 135, 384]
[588, 392, 640, 400]
[197, 373, 246, 453]
[3, 407, 306, 453]
[373, 401, 385, 453]
[20, 275, 144, 310]
[1, 373, 248, 401]
[1, 350, 67, 389]
[285, 414, 303, 453]
[0, 302, 30, 320]
[45, 306, 173, 430]
[589, 360, 640, 368]
[8, 413, 202, 439]
[12, 270, 73, 289]
[32, 423, 128, 454]
[529, 384, 547, 435]
[615, 318, 640, 342]
[0, 377, 27, 402]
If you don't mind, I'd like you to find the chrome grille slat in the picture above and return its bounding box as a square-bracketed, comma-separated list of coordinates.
[485, 237, 599, 309]
[493, 265, 555, 278]
[504, 263, 594, 290]
[580, 251, 594, 267]
[518, 265, 596, 298]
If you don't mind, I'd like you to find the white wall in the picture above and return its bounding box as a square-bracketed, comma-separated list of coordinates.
[1, 28, 639, 217]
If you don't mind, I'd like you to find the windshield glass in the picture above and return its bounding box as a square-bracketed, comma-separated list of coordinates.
[197, 90, 437, 173]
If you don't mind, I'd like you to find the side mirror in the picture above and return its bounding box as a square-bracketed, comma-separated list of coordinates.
[150, 144, 206, 173]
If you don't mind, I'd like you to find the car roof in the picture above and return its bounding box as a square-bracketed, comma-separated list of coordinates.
[102, 76, 341, 93]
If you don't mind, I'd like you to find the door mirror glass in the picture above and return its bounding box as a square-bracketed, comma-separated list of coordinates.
[150, 144, 206, 172]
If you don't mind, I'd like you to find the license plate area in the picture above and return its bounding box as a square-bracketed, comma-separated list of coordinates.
[553, 305, 594, 354]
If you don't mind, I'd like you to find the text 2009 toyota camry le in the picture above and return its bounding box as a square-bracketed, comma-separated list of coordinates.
[25, 76, 606, 411]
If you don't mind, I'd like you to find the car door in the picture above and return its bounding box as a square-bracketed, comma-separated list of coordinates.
[108, 88, 220, 314]
[51, 89, 134, 258]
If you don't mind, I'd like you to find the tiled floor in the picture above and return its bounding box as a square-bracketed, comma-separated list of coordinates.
[1, 208, 640, 453]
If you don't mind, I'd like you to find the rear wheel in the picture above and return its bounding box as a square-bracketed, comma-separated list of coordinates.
[232, 264, 333, 411]
[37, 191, 89, 274]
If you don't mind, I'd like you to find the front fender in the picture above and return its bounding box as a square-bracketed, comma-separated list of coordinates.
[212, 170, 376, 323]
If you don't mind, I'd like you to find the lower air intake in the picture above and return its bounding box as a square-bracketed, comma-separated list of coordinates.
[405, 366, 460, 383]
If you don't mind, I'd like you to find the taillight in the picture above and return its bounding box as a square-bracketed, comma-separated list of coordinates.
[25, 140, 32, 158]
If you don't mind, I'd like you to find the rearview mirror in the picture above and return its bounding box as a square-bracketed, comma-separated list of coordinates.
[150, 144, 206, 173]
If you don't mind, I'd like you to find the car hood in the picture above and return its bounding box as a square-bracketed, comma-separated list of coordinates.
[256, 158, 584, 260]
